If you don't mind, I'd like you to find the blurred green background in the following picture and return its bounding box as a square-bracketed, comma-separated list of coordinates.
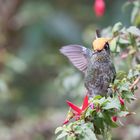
[0, 0, 139, 140]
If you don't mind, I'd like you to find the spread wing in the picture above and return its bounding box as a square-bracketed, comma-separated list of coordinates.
[60, 45, 92, 73]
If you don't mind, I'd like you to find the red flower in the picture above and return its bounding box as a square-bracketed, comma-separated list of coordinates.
[119, 96, 124, 106]
[93, 0, 105, 17]
[112, 116, 117, 122]
[63, 119, 69, 125]
[66, 95, 89, 116]
[63, 109, 74, 124]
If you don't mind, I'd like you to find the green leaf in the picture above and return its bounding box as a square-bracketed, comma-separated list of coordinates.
[93, 96, 109, 107]
[119, 81, 131, 92]
[131, 6, 139, 24]
[116, 71, 127, 79]
[85, 107, 96, 118]
[127, 69, 134, 79]
[97, 112, 104, 118]
[81, 124, 97, 140]
[122, 1, 131, 11]
[94, 117, 104, 130]
[98, 97, 107, 105]
[93, 95, 102, 100]
[84, 129, 97, 140]
[127, 26, 140, 36]
[100, 97, 109, 106]
[127, 68, 140, 80]
[110, 37, 118, 52]
[56, 132, 68, 140]
[119, 38, 130, 44]
[103, 97, 121, 110]
[122, 91, 136, 100]
[86, 122, 94, 130]
[102, 111, 119, 128]
[117, 111, 130, 117]
[133, 70, 140, 77]
[67, 135, 76, 140]
[112, 22, 123, 34]
[103, 127, 112, 140]
[110, 121, 119, 128]
[55, 127, 63, 134]
[136, 65, 140, 71]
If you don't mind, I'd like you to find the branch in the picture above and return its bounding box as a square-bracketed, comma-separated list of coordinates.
[129, 76, 140, 90]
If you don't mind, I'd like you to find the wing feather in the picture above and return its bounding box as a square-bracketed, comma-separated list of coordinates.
[60, 45, 92, 73]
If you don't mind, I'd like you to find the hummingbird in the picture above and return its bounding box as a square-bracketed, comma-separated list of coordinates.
[60, 34, 116, 97]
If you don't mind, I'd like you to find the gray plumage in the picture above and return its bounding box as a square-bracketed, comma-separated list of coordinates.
[84, 48, 116, 96]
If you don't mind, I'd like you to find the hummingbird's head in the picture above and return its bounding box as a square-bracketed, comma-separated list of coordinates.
[92, 38, 112, 52]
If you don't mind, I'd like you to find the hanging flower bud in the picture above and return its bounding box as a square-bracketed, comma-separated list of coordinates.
[112, 116, 118, 122]
[63, 119, 69, 125]
[119, 96, 125, 106]
[93, 0, 105, 17]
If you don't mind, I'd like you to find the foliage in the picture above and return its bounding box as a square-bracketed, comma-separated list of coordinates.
[55, 66, 140, 140]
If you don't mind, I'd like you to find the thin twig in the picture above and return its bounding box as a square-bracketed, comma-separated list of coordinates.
[129, 76, 140, 90]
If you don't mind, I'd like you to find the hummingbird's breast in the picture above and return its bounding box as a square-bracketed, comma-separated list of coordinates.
[84, 51, 116, 96]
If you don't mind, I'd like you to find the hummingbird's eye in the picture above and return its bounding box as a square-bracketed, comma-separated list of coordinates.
[104, 42, 109, 50]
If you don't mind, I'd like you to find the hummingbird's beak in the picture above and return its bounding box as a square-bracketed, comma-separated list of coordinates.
[95, 29, 114, 42]
[95, 29, 101, 38]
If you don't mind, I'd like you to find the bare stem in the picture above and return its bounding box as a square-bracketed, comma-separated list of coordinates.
[129, 76, 140, 90]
